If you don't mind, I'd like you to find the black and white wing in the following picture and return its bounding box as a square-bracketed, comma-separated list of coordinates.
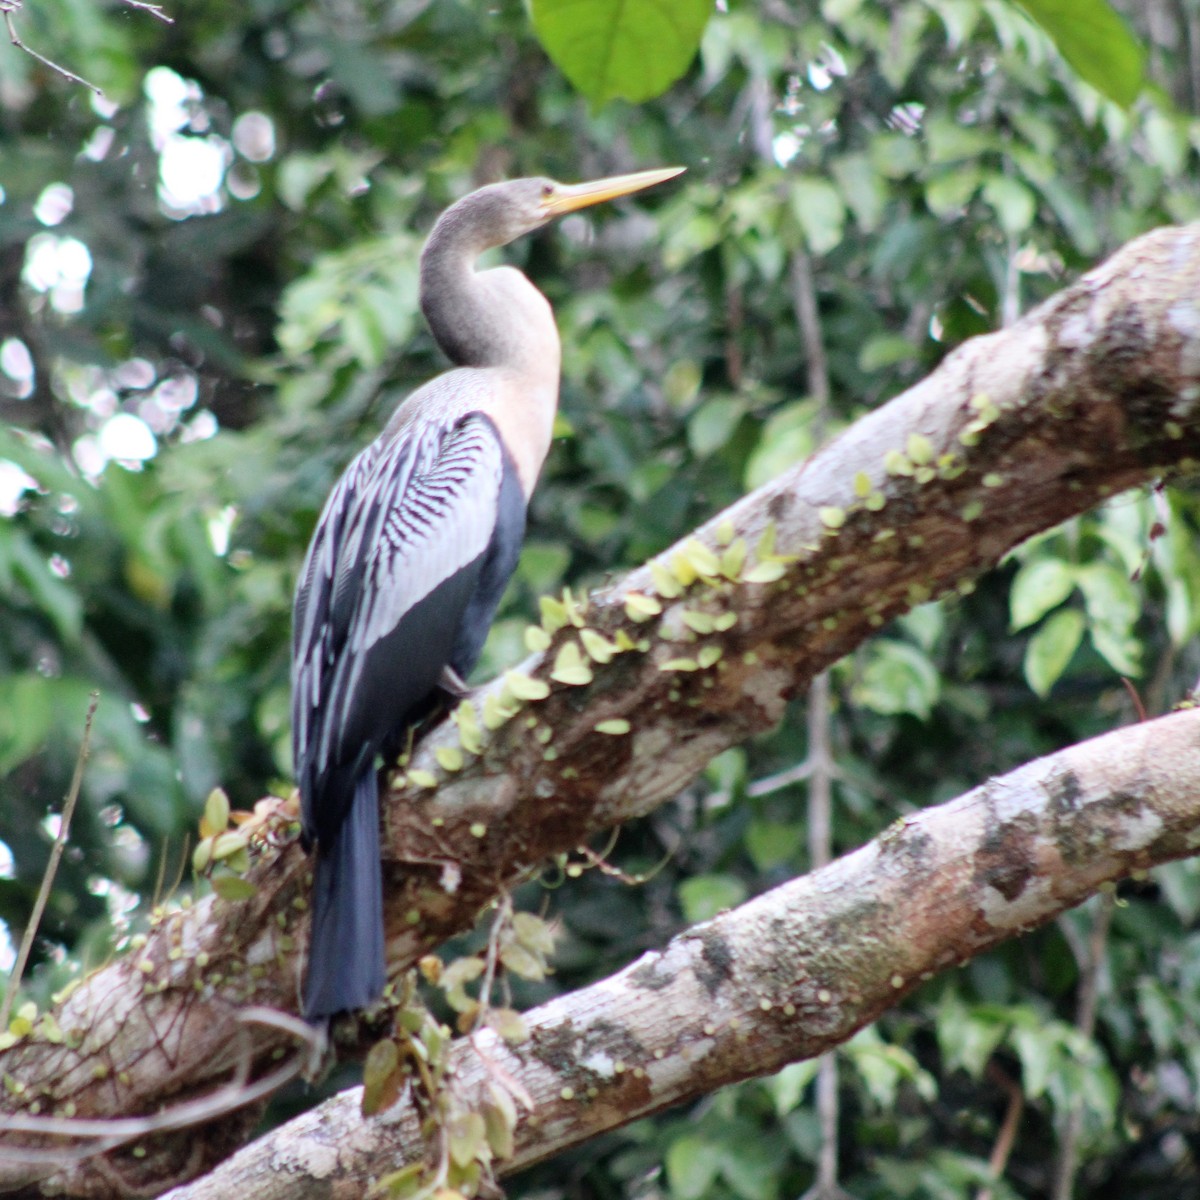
[291, 410, 524, 846]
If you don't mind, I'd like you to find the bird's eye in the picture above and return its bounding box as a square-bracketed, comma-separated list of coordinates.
[541, 184, 554, 198]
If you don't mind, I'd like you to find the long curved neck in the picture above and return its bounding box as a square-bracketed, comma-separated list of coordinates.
[419, 205, 561, 383]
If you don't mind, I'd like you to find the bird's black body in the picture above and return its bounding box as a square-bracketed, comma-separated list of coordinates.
[293, 409, 525, 1018]
[290, 167, 682, 1022]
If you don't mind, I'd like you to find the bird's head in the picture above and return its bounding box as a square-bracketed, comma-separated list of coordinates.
[442, 167, 685, 253]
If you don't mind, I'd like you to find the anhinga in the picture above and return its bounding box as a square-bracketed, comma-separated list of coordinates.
[292, 166, 683, 1021]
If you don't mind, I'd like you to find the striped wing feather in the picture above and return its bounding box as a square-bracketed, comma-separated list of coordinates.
[292, 413, 506, 844]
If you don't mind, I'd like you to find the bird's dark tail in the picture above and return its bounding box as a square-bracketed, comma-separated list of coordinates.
[304, 769, 386, 1021]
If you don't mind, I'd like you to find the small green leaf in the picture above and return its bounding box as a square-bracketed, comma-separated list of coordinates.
[789, 175, 846, 255]
[500, 942, 547, 982]
[201, 788, 231, 838]
[594, 719, 631, 736]
[720, 539, 748, 581]
[853, 641, 941, 719]
[434, 745, 464, 772]
[211, 875, 258, 902]
[1018, 0, 1145, 108]
[485, 1007, 530, 1045]
[660, 657, 699, 672]
[1024, 608, 1085, 697]
[531, 0, 711, 104]
[210, 831, 249, 863]
[982, 174, 1037, 237]
[678, 873, 746, 923]
[1010, 557, 1076, 630]
[580, 628, 618, 663]
[503, 671, 551, 702]
[666, 1134, 723, 1200]
[681, 610, 716, 634]
[550, 641, 594, 687]
[482, 692, 520, 730]
[650, 560, 684, 599]
[451, 701, 484, 756]
[539, 595, 568, 633]
[743, 560, 786, 584]
[677, 538, 721, 581]
[524, 625, 551, 653]
[624, 592, 663, 621]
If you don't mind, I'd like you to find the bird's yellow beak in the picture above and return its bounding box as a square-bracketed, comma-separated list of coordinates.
[540, 166, 686, 217]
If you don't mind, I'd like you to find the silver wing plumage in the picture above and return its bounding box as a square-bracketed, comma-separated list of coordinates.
[291, 411, 509, 844]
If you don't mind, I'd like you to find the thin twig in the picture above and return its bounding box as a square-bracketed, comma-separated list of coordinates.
[118, 0, 173, 22]
[2, 6, 103, 94]
[746, 758, 813, 797]
[1050, 894, 1114, 1200]
[3, 0, 172, 95]
[0, 1007, 313, 1160]
[1, 694, 97, 1031]
[975, 1062, 1025, 1200]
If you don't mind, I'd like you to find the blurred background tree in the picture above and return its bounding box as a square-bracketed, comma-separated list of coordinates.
[1, 0, 1200, 1195]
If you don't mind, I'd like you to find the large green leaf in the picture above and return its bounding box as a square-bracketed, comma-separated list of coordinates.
[530, 0, 711, 103]
[1017, 0, 1145, 107]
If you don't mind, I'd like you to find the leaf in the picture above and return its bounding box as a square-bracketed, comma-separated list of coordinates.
[1011, 1022, 1057, 1099]
[688, 396, 744, 458]
[982, 174, 1036, 237]
[447, 1110, 487, 1170]
[482, 692, 520, 730]
[830, 152, 886, 232]
[678, 873, 746, 923]
[666, 1134, 723, 1200]
[200, 787, 231, 839]
[211, 875, 257, 901]
[650, 560, 685, 599]
[1017, 0, 1146, 107]
[765, 1060, 820, 1116]
[442, 956, 485, 1011]
[1010, 557, 1076, 630]
[434, 745, 464, 772]
[0, 675, 53, 775]
[580, 628, 619, 663]
[853, 641, 941, 719]
[531, 0, 711, 104]
[502, 671, 550, 701]
[624, 592, 663, 621]
[788, 175, 846, 255]
[485, 1007, 529, 1045]
[677, 538, 721, 580]
[936, 993, 1010, 1079]
[525, 624, 552, 652]
[1024, 608, 1085, 696]
[451, 701, 484, 756]
[483, 1097, 516, 1159]
[512, 911, 557, 954]
[361, 1039, 402, 1116]
[594, 718, 631, 735]
[743, 560, 787, 584]
[500, 942, 547, 982]
[549, 641, 594, 686]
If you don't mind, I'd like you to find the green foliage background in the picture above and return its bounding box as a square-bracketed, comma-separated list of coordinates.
[2, 0, 1200, 1195]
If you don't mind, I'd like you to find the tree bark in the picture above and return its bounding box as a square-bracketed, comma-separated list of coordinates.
[159, 709, 1200, 1199]
[1, 220, 1198, 1197]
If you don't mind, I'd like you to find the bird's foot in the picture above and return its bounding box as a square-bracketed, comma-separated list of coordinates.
[438, 664, 471, 697]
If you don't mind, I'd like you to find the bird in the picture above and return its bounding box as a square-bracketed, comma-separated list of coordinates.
[291, 166, 684, 1021]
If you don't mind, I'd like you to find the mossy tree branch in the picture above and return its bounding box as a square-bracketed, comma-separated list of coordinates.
[163, 709, 1200, 1199]
[1, 221, 1198, 1197]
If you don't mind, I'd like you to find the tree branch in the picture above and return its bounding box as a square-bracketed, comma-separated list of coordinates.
[160, 708, 1200, 1199]
[1, 220, 1199, 1197]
